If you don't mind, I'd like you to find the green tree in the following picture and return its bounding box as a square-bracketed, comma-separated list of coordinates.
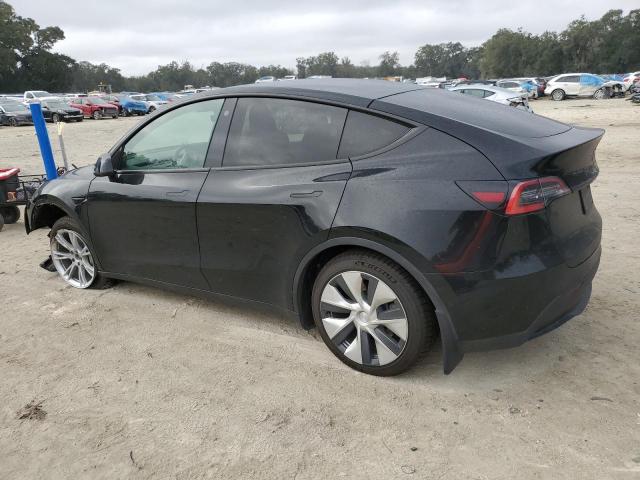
[378, 51, 400, 76]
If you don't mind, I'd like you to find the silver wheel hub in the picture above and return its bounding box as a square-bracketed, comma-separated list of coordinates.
[320, 271, 408, 367]
[50, 229, 96, 289]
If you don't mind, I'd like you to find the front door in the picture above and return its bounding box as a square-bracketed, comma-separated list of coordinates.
[88, 98, 226, 289]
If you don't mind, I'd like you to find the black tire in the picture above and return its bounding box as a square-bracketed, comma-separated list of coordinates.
[593, 88, 606, 100]
[52, 113, 60, 123]
[148, 106, 156, 113]
[49, 216, 114, 289]
[551, 89, 565, 101]
[76, 118, 83, 122]
[112, 114, 118, 119]
[0, 206, 20, 224]
[92, 110, 102, 120]
[9, 117, 18, 127]
[311, 249, 437, 376]
[0, 214, 4, 232]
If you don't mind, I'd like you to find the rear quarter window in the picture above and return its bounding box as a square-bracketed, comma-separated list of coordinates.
[338, 110, 410, 158]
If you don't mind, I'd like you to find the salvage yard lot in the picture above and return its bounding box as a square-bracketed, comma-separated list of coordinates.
[1, 98, 639, 479]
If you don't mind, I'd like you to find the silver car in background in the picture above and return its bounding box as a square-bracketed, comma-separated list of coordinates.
[449, 84, 533, 112]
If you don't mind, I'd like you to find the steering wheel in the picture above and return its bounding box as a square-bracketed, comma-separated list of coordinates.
[174, 145, 193, 168]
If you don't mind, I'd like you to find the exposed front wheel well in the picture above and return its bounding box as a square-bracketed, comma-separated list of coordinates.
[30, 203, 68, 231]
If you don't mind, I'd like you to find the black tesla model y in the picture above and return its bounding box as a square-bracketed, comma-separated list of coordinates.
[26, 79, 602, 375]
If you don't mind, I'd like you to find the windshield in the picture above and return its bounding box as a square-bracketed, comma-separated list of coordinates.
[44, 101, 71, 110]
[88, 96, 110, 105]
[1, 102, 29, 112]
[31, 91, 50, 98]
[145, 94, 161, 101]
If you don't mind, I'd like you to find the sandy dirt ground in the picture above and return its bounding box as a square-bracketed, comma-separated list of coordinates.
[0, 98, 639, 480]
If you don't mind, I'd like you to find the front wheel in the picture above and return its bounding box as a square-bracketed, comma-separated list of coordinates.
[52, 113, 60, 123]
[49, 217, 113, 289]
[551, 89, 565, 101]
[593, 88, 606, 100]
[92, 110, 102, 120]
[312, 250, 437, 376]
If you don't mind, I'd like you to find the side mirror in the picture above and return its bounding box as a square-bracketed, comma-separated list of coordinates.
[94, 153, 115, 177]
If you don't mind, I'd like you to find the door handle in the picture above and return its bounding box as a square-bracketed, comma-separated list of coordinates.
[166, 190, 189, 198]
[290, 190, 323, 198]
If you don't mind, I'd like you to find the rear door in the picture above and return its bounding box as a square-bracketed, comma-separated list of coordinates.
[88, 98, 226, 288]
[197, 97, 351, 308]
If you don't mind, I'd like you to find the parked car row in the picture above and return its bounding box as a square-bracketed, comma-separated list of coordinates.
[0, 90, 179, 126]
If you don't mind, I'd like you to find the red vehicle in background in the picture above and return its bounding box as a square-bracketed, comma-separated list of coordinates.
[67, 96, 118, 120]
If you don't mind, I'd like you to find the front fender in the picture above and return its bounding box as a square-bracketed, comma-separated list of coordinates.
[26, 167, 94, 234]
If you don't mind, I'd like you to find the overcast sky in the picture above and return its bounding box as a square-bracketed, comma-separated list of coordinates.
[10, 1, 638, 76]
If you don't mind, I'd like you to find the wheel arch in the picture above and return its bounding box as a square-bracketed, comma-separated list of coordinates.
[293, 236, 464, 373]
[28, 197, 76, 233]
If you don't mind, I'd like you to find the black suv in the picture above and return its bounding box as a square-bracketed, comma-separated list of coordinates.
[26, 80, 602, 375]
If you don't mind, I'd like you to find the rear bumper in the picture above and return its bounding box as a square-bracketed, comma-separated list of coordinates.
[453, 245, 600, 353]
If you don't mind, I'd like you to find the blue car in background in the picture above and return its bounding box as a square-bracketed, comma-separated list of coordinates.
[117, 95, 148, 116]
[150, 92, 173, 101]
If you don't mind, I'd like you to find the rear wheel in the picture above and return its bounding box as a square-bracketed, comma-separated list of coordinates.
[0, 206, 20, 224]
[49, 217, 113, 289]
[551, 89, 565, 101]
[312, 250, 437, 376]
[9, 117, 18, 127]
[52, 113, 60, 123]
[0, 214, 4, 231]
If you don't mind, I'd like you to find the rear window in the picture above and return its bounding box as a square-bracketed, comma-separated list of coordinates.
[338, 110, 410, 158]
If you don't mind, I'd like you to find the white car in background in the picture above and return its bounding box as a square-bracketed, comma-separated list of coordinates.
[23, 90, 62, 104]
[449, 84, 533, 112]
[544, 73, 624, 100]
[495, 80, 533, 98]
[255, 76, 276, 83]
[623, 72, 640, 91]
[280, 75, 297, 81]
[130, 94, 168, 113]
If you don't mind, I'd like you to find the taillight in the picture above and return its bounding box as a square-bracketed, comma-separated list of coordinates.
[505, 177, 570, 215]
[456, 180, 508, 210]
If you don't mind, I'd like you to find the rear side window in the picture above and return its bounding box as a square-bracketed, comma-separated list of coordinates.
[223, 98, 347, 167]
[338, 110, 410, 158]
[559, 75, 580, 83]
[463, 89, 485, 98]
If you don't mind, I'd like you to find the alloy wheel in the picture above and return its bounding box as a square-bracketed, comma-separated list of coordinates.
[50, 229, 96, 288]
[319, 271, 408, 366]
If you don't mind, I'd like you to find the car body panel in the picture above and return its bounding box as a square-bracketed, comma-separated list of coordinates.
[197, 161, 352, 308]
[88, 171, 210, 289]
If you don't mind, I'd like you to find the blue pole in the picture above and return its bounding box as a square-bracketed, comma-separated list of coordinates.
[29, 102, 58, 180]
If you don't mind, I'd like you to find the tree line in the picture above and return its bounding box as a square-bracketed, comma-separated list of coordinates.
[1, 1, 638, 93]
